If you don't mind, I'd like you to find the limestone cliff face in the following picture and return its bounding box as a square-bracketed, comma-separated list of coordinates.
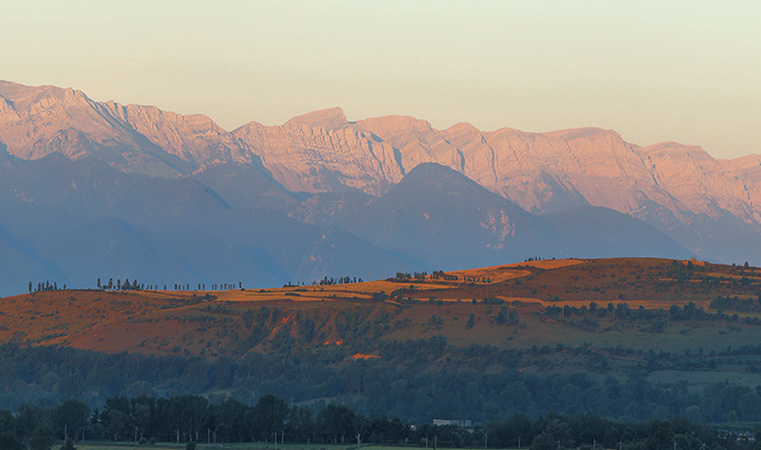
[234, 108, 403, 195]
[233, 105, 761, 236]
[330, 117, 761, 232]
[352, 119, 675, 216]
[641, 142, 760, 226]
[357, 115, 457, 172]
[0, 81, 248, 176]
[720, 155, 761, 225]
[4, 80, 761, 241]
[0, 82, 137, 160]
[102, 102, 252, 169]
[458, 127, 663, 215]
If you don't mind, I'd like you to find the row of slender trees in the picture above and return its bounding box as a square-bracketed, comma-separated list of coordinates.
[27, 281, 65, 293]
[95, 278, 242, 291]
[25, 279, 247, 294]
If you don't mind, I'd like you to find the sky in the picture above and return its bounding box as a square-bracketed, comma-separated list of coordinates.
[2, 0, 760, 159]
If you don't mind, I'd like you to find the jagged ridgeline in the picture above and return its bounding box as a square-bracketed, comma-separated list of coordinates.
[2, 81, 761, 296]
[3, 258, 761, 425]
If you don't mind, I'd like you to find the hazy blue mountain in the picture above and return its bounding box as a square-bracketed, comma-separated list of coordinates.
[0, 142, 18, 168]
[0, 156, 406, 296]
[0, 200, 285, 295]
[190, 163, 299, 213]
[340, 163, 566, 269]
[0, 153, 230, 220]
[340, 164, 693, 270]
[0, 216, 68, 293]
[542, 206, 693, 259]
[287, 190, 374, 226]
[1, 80, 758, 296]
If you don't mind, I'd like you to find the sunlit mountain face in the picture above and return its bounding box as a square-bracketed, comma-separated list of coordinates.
[2, 80, 760, 295]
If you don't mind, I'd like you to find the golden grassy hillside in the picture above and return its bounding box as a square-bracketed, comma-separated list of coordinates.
[3, 257, 761, 360]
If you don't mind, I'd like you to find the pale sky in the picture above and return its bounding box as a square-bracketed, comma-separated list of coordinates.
[2, 0, 760, 159]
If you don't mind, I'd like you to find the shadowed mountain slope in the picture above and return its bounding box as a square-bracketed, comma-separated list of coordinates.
[189, 163, 300, 213]
[341, 163, 560, 269]
[0, 155, 405, 296]
[235, 109, 761, 264]
[340, 164, 692, 269]
[2, 80, 761, 272]
[542, 206, 693, 259]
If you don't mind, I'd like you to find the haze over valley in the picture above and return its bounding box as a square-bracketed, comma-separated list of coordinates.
[5, 3, 761, 449]
[0, 81, 759, 295]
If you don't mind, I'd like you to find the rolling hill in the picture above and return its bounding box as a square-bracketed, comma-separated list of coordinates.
[3, 257, 761, 360]
[4, 257, 761, 423]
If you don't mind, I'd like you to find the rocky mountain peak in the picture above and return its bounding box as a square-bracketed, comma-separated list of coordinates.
[356, 115, 434, 137]
[444, 122, 480, 134]
[0, 81, 94, 114]
[642, 141, 712, 161]
[0, 81, 253, 175]
[4, 81, 761, 265]
[544, 127, 617, 141]
[286, 107, 348, 130]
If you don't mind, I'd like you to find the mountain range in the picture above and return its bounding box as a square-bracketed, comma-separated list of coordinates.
[1, 80, 758, 295]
